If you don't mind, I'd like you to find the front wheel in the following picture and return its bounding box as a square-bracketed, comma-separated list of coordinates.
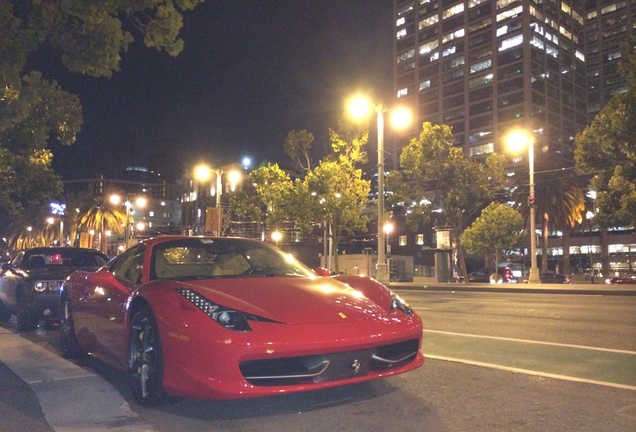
[128, 305, 165, 406]
[59, 297, 86, 360]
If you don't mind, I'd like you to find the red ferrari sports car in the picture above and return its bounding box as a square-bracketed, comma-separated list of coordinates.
[60, 236, 424, 405]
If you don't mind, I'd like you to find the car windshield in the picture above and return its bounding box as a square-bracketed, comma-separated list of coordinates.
[21, 249, 108, 269]
[151, 238, 315, 281]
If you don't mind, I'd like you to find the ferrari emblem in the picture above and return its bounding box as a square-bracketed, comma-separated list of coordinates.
[339, 312, 347, 319]
[351, 359, 361, 374]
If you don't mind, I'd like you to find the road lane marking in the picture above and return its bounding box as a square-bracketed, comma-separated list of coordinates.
[423, 329, 636, 355]
[426, 354, 636, 391]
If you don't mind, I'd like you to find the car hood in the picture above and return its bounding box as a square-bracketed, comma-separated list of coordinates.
[21, 267, 95, 280]
[178, 276, 389, 325]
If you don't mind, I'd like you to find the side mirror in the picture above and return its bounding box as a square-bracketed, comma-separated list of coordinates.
[314, 267, 331, 277]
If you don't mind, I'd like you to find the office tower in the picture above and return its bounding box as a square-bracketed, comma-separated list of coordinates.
[584, 1, 635, 119]
[392, 0, 590, 169]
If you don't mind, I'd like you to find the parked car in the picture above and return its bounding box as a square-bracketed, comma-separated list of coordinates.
[468, 266, 519, 284]
[539, 273, 571, 284]
[0, 247, 109, 331]
[605, 272, 636, 284]
[60, 236, 424, 405]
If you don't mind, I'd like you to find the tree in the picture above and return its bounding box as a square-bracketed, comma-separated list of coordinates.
[574, 38, 636, 274]
[462, 202, 525, 277]
[76, 191, 127, 254]
[534, 173, 585, 274]
[231, 121, 371, 272]
[0, 0, 205, 237]
[303, 157, 370, 271]
[387, 122, 507, 283]
[284, 130, 314, 172]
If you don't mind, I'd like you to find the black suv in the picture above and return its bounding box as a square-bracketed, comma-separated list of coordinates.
[0, 247, 109, 331]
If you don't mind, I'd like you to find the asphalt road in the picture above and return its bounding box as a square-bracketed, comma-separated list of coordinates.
[1, 288, 635, 431]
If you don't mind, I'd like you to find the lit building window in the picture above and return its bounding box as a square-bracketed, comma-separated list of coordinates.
[469, 0, 489, 7]
[496, 5, 522, 22]
[399, 235, 407, 246]
[470, 59, 492, 74]
[397, 87, 409, 98]
[416, 234, 424, 245]
[419, 15, 439, 30]
[469, 143, 494, 156]
[499, 34, 523, 51]
[496, 0, 520, 10]
[397, 28, 408, 40]
[442, 45, 457, 57]
[443, 4, 464, 19]
[608, 51, 622, 61]
[419, 40, 439, 55]
[442, 29, 465, 44]
[419, 79, 431, 91]
[397, 49, 415, 63]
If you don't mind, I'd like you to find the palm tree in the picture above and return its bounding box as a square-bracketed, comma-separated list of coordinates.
[533, 172, 586, 274]
[76, 189, 127, 254]
[6, 205, 59, 250]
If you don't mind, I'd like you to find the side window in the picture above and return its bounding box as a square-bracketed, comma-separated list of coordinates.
[112, 246, 146, 285]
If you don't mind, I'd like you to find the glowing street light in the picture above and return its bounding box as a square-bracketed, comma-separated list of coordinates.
[348, 96, 411, 284]
[271, 230, 282, 246]
[507, 130, 540, 284]
[110, 194, 147, 249]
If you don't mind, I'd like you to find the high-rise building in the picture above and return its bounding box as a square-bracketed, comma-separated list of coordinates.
[392, 0, 593, 170]
[584, 1, 635, 119]
[390, 0, 634, 278]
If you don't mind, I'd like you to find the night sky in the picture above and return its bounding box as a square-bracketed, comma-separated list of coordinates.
[48, 0, 394, 180]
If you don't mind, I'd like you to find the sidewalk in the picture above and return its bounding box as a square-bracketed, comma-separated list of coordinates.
[390, 281, 636, 296]
[1, 282, 634, 431]
[0, 325, 157, 432]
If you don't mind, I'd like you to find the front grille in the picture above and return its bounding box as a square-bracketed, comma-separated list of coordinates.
[239, 338, 419, 386]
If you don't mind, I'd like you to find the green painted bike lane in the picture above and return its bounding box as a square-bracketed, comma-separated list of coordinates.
[422, 330, 636, 390]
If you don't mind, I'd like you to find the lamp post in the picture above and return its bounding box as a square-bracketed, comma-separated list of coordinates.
[586, 211, 595, 276]
[213, 169, 241, 236]
[508, 131, 540, 283]
[348, 97, 411, 284]
[110, 194, 146, 249]
[194, 164, 212, 235]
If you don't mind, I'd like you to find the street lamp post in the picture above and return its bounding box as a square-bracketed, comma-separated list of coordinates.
[348, 97, 411, 284]
[110, 194, 146, 249]
[508, 131, 540, 284]
[213, 169, 241, 236]
[375, 103, 390, 284]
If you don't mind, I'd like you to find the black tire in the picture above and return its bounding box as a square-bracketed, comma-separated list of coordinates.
[16, 304, 38, 332]
[128, 305, 165, 406]
[59, 297, 86, 360]
[0, 301, 11, 322]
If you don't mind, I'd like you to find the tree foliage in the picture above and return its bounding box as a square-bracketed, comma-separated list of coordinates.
[284, 129, 314, 172]
[0, 0, 204, 239]
[231, 122, 370, 271]
[387, 122, 507, 281]
[462, 202, 525, 270]
[574, 38, 636, 229]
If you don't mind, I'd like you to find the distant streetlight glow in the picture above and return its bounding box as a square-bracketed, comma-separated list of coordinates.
[271, 231, 282, 246]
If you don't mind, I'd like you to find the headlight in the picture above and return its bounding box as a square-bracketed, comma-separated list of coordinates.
[177, 288, 252, 331]
[33, 280, 63, 292]
[390, 292, 413, 316]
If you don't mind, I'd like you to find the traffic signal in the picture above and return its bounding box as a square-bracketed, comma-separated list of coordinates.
[527, 195, 536, 206]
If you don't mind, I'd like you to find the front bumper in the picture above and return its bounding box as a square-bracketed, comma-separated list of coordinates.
[158, 312, 424, 400]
